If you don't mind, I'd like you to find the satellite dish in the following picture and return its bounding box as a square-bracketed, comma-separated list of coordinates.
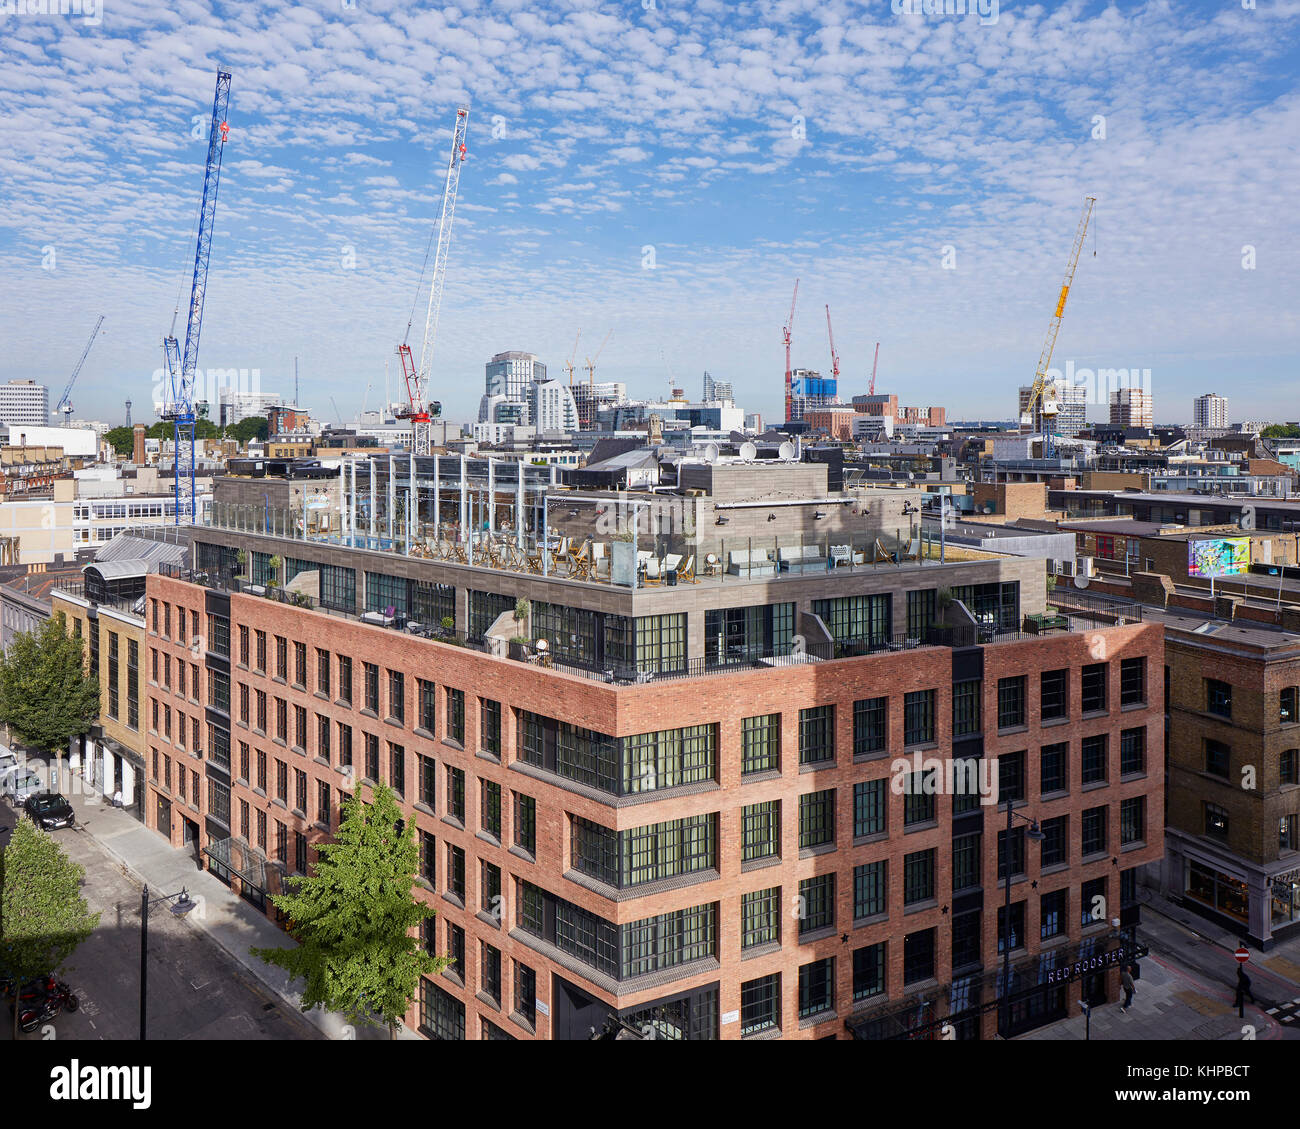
[778, 441, 795, 461]
[704, 443, 720, 464]
[739, 441, 757, 462]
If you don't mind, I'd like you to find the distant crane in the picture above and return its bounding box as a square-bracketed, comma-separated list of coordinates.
[782, 279, 799, 424]
[55, 314, 105, 423]
[824, 305, 840, 385]
[584, 330, 611, 388]
[330, 396, 343, 427]
[869, 342, 880, 397]
[397, 105, 469, 455]
[161, 68, 232, 524]
[1021, 195, 1097, 458]
[564, 330, 581, 385]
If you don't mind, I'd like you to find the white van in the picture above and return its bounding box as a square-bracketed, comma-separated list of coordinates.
[2, 770, 43, 804]
[0, 745, 19, 787]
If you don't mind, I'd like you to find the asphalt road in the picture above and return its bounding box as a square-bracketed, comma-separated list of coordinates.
[0, 795, 322, 1042]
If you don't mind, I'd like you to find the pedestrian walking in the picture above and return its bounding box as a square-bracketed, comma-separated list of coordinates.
[1120, 965, 1135, 1012]
[1235, 965, 1255, 1008]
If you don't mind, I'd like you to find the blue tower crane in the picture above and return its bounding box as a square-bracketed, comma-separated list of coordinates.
[162, 68, 231, 524]
[55, 314, 105, 423]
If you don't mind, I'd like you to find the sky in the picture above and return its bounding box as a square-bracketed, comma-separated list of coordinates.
[0, 0, 1297, 429]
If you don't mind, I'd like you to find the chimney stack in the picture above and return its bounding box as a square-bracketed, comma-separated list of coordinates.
[133, 424, 146, 465]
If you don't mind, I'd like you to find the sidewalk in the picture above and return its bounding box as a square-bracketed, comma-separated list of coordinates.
[68, 774, 419, 1042]
[1021, 946, 1284, 1041]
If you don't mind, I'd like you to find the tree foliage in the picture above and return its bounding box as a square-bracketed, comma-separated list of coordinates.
[0, 819, 100, 1037]
[1261, 424, 1300, 439]
[104, 426, 135, 455]
[251, 783, 446, 1034]
[227, 415, 269, 444]
[0, 613, 100, 756]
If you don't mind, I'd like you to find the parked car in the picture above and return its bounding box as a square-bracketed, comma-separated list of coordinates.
[3, 771, 44, 805]
[0, 746, 18, 779]
[24, 793, 74, 830]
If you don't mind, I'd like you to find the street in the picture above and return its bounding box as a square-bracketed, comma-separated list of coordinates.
[0, 794, 322, 1042]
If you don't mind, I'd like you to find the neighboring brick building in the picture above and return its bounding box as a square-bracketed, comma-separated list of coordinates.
[140, 514, 1163, 1041]
[1157, 608, 1300, 947]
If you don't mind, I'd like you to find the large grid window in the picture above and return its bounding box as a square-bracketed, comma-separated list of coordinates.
[797, 957, 835, 1019]
[742, 714, 781, 774]
[742, 801, 780, 862]
[514, 792, 536, 854]
[904, 689, 936, 746]
[998, 751, 1025, 804]
[622, 814, 716, 886]
[740, 974, 780, 1036]
[207, 668, 230, 715]
[630, 613, 687, 673]
[293, 641, 307, 688]
[387, 670, 405, 724]
[480, 698, 502, 756]
[1120, 657, 1146, 705]
[853, 697, 887, 756]
[363, 662, 379, 712]
[420, 981, 464, 1041]
[953, 679, 981, 737]
[798, 705, 834, 765]
[997, 902, 1025, 953]
[1205, 739, 1231, 779]
[1041, 816, 1068, 867]
[619, 903, 716, 979]
[365, 572, 409, 617]
[389, 743, 405, 798]
[907, 589, 936, 638]
[208, 778, 230, 826]
[446, 688, 465, 744]
[853, 860, 887, 919]
[997, 827, 1025, 880]
[480, 779, 501, 839]
[107, 633, 119, 720]
[953, 833, 981, 893]
[903, 849, 935, 905]
[317, 564, 356, 613]
[446, 766, 465, 821]
[903, 771, 937, 826]
[418, 680, 436, 733]
[997, 676, 1026, 729]
[126, 640, 139, 730]
[741, 887, 780, 949]
[953, 758, 981, 815]
[446, 844, 465, 899]
[853, 778, 886, 838]
[1081, 877, 1107, 925]
[1041, 889, 1067, 940]
[411, 580, 454, 626]
[1120, 797, 1145, 844]
[621, 724, 716, 794]
[799, 789, 836, 848]
[516, 710, 620, 796]
[798, 873, 835, 934]
[950, 581, 1019, 631]
[1082, 806, 1108, 856]
[705, 603, 795, 665]
[1041, 668, 1068, 720]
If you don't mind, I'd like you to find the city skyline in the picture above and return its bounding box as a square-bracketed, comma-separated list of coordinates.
[1, 2, 1297, 426]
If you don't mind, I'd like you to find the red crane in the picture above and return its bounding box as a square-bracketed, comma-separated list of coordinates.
[869, 341, 880, 397]
[783, 279, 799, 425]
[824, 304, 840, 382]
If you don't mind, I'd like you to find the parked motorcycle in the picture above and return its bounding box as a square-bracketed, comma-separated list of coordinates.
[11, 978, 77, 1032]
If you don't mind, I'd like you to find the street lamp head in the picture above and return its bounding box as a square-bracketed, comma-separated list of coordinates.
[171, 888, 197, 918]
[1025, 820, 1046, 842]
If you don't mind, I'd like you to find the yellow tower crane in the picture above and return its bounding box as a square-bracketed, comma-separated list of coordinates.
[564, 330, 581, 385]
[1021, 195, 1096, 457]
[584, 329, 612, 389]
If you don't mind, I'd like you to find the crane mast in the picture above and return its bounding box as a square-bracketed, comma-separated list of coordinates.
[869, 342, 880, 397]
[1022, 195, 1096, 457]
[782, 279, 799, 425]
[163, 68, 231, 523]
[397, 105, 469, 455]
[56, 315, 105, 422]
[824, 305, 840, 382]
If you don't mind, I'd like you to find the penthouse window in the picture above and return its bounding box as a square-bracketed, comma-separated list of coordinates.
[1081, 663, 1108, 713]
[799, 789, 835, 849]
[1120, 658, 1146, 706]
[706, 603, 796, 667]
[740, 974, 780, 1036]
[798, 705, 835, 766]
[1034, 665, 1066, 717]
[317, 564, 356, 613]
[741, 887, 780, 949]
[620, 902, 716, 979]
[854, 697, 888, 756]
[953, 679, 981, 737]
[468, 590, 515, 642]
[365, 571, 409, 617]
[1206, 678, 1232, 719]
[742, 714, 781, 774]
[412, 580, 454, 627]
[950, 581, 1019, 631]
[904, 689, 936, 746]
[799, 874, 835, 933]
[811, 594, 890, 648]
[997, 676, 1026, 730]
[907, 589, 936, 638]
[741, 801, 780, 861]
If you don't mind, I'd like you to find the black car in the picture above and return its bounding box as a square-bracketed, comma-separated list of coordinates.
[24, 793, 74, 830]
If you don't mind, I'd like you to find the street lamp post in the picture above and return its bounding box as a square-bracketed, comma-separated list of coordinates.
[999, 803, 1046, 1039]
[139, 885, 197, 1041]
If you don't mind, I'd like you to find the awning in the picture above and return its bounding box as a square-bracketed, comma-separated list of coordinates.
[203, 837, 280, 894]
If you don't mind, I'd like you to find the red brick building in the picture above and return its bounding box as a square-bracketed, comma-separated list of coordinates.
[142, 521, 1162, 1040]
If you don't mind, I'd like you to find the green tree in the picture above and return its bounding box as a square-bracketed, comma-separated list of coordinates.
[0, 819, 100, 1039]
[251, 783, 447, 1036]
[0, 613, 100, 757]
[1261, 424, 1300, 439]
[104, 426, 134, 456]
[228, 415, 269, 444]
